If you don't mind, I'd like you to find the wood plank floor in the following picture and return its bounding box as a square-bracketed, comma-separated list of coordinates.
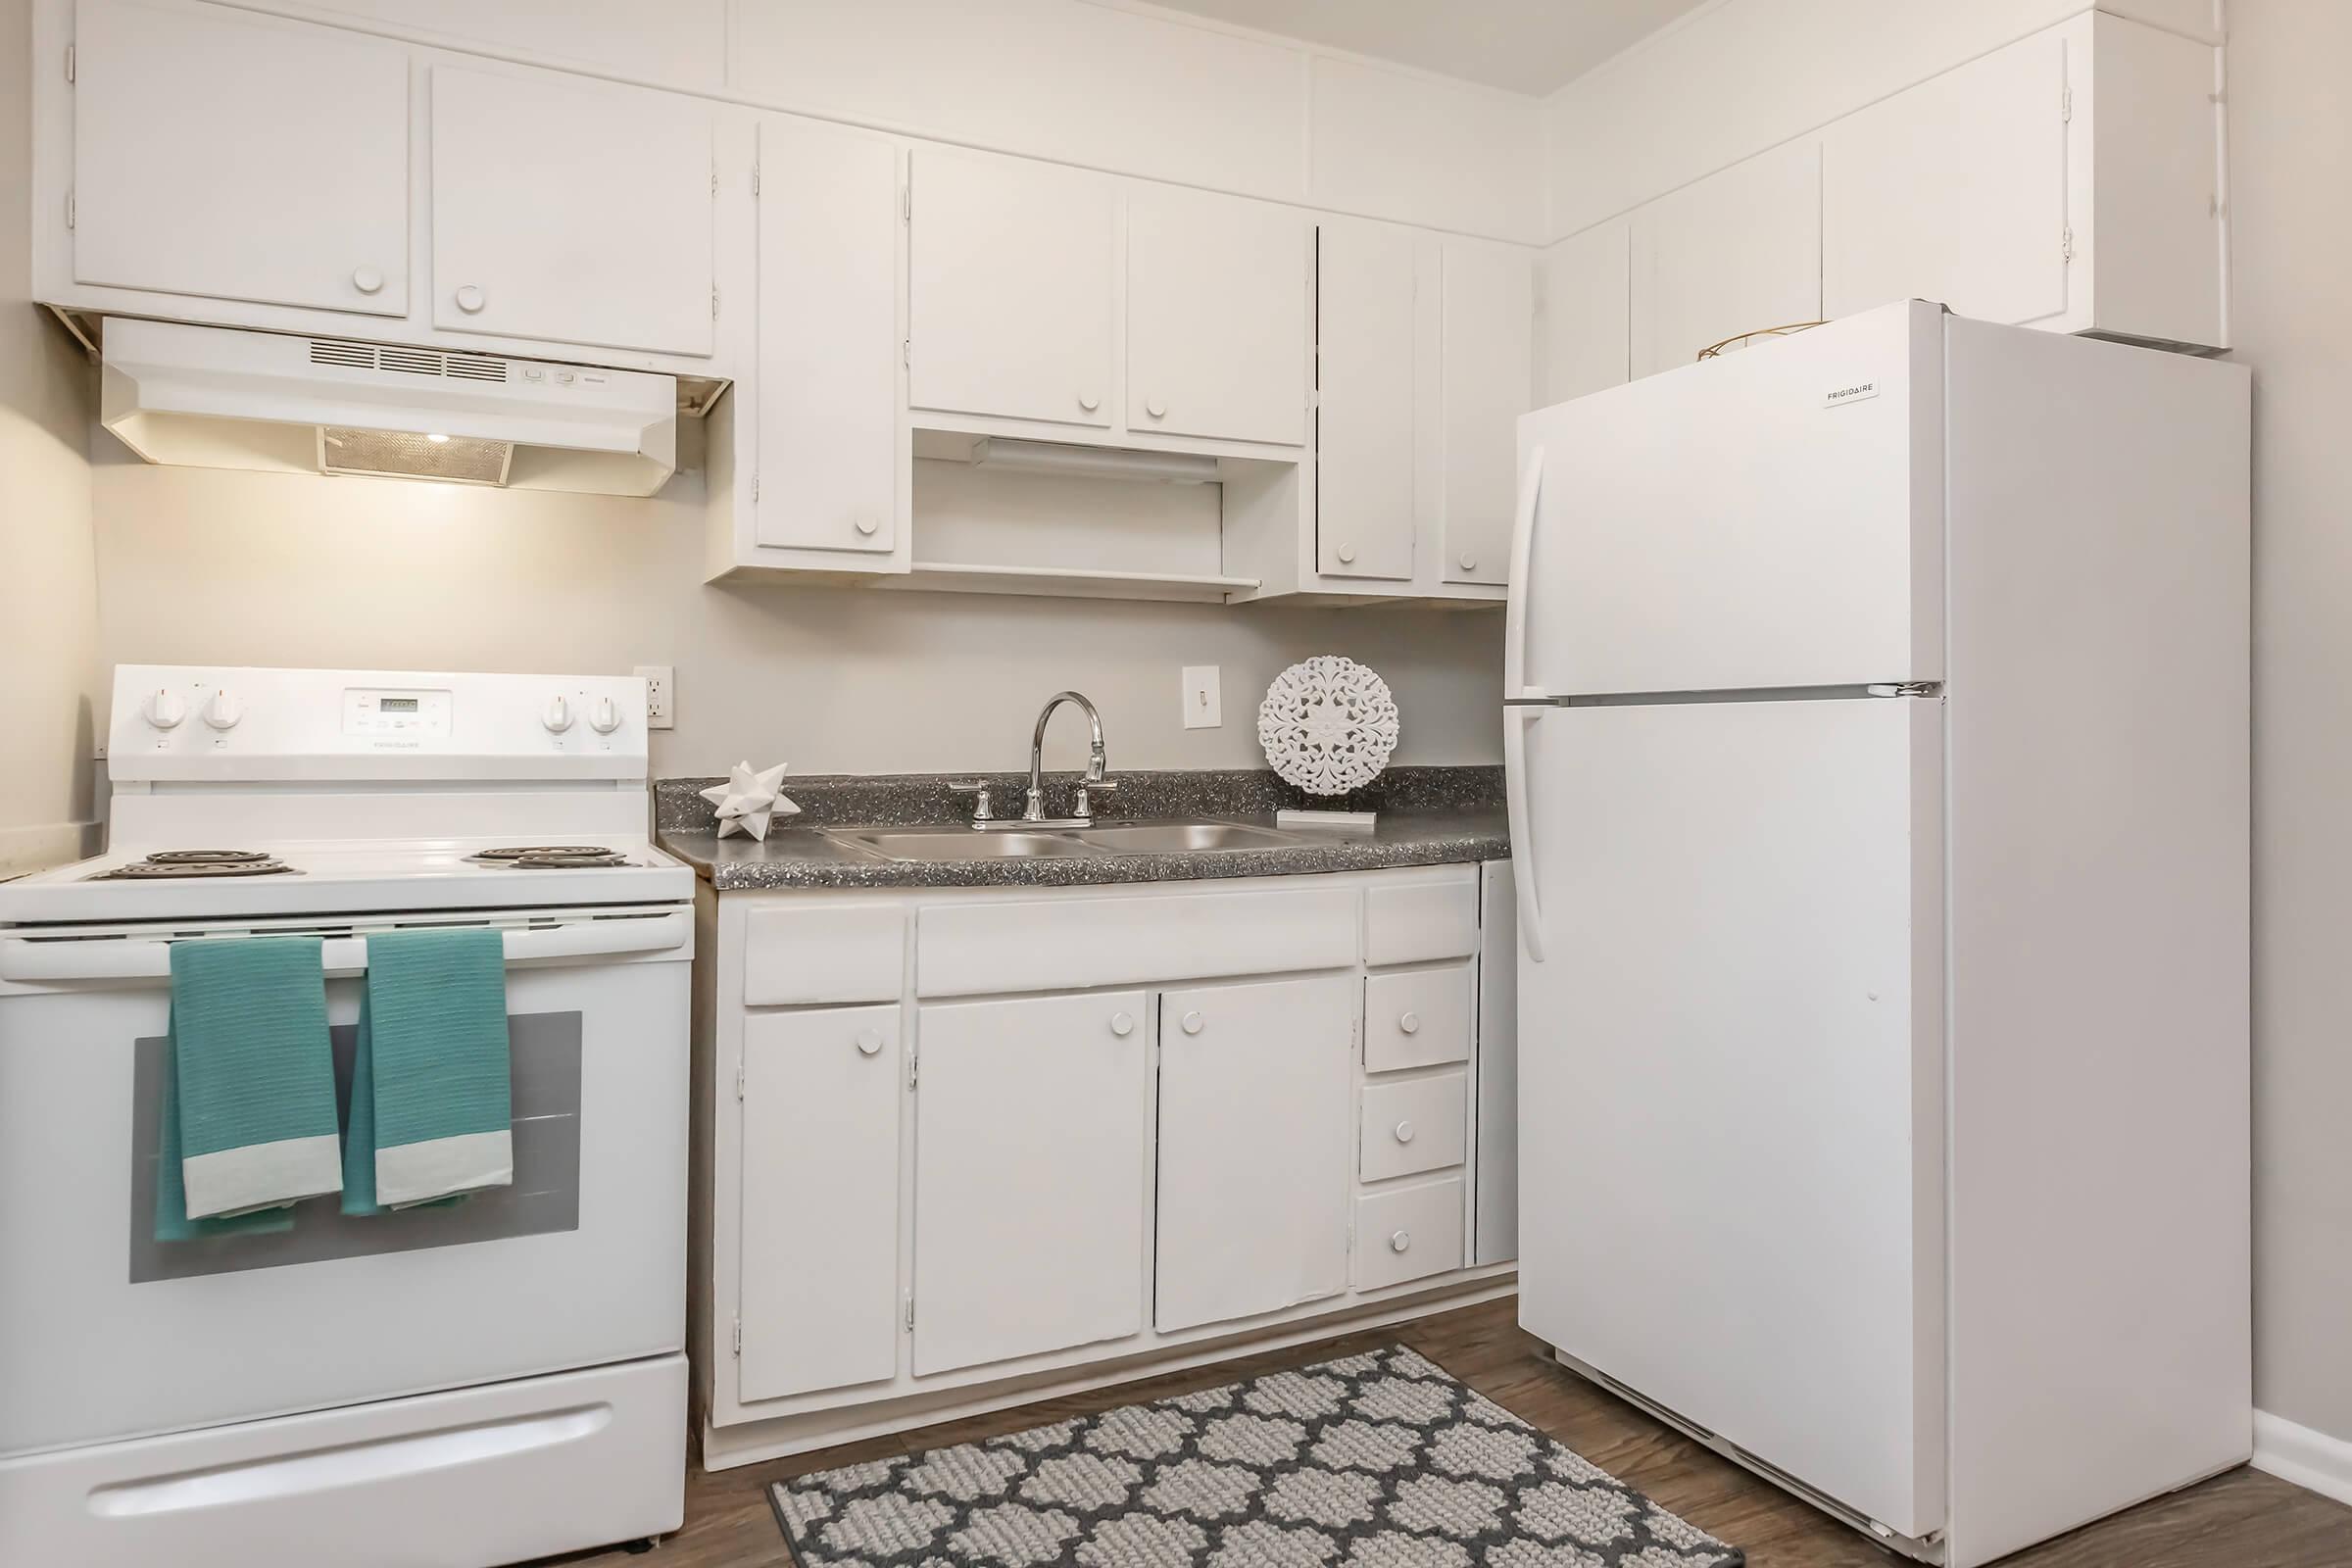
[554, 1298, 2352, 1567]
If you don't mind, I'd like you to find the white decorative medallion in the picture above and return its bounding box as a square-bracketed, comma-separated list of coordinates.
[700, 760, 799, 842]
[1257, 657, 1399, 796]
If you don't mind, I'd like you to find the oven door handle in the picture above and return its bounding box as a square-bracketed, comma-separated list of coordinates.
[0, 909, 691, 985]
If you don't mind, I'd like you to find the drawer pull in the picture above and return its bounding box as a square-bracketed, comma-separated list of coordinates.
[1390, 1230, 1411, 1253]
[1110, 1011, 1135, 1038]
[1397, 1011, 1421, 1035]
[1180, 1009, 1204, 1036]
[1394, 1119, 1415, 1144]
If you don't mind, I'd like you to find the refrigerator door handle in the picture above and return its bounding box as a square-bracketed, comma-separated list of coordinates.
[1503, 706, 1546, 962]
[1504, 445, 1546, 701]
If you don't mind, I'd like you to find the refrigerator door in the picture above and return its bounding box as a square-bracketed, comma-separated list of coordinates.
[1516, 694, 1945, 1538]
[1508, 299, 1944, 700]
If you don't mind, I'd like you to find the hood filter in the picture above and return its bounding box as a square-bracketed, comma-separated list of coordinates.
[320, 427, 514, 485]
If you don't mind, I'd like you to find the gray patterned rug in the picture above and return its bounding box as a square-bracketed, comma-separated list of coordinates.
[769, 1346, 1742, 1566]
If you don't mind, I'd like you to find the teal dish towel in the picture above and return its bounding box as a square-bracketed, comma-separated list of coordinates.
[344, 927, 514, 1212]
[162, 936, 342, 1226]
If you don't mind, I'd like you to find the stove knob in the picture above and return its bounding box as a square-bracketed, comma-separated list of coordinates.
[542, 696, 573, 733]
[143, 688, 186, 729]
[202, 690, 243, 731]
[588, 697, 621, 735]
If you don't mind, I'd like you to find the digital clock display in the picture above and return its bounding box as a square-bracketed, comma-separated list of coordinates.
[377, 697, 419, 712]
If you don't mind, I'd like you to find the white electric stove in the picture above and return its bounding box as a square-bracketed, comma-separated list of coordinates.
[0, 666, 696, 1568]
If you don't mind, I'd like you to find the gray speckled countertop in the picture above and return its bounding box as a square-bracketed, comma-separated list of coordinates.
[656, 767, 1508, 892]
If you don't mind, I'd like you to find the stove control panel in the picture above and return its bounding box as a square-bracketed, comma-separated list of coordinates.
[345, 688, 454, 742]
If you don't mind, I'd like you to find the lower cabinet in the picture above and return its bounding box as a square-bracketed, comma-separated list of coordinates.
[737, 1004, 903, 1401]
[1154, 974, 1354, 1333]
[909, 990, 1152, 1376]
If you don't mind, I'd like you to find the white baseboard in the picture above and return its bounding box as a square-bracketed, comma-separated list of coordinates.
[2253, 1409, 2352, 1507]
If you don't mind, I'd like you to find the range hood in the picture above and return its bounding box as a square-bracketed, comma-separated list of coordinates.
[98, 318, 678, 496]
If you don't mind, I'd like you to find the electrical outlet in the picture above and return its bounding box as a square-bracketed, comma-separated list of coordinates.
[634, 664, 675, 729]
[1181, 665, 1221, 729]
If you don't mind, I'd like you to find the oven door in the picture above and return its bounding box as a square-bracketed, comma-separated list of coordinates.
[0, 906, 690, 1458]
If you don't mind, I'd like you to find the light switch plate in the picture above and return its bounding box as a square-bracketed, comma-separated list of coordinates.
[634, 664, 674, 730]
[1181, 665, 1221, 729]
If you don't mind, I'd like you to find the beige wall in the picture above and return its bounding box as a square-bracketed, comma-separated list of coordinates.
[2232, 0, 2352, 1444]
[87, 438, 1504, 779]
[0, 0, 101, 875]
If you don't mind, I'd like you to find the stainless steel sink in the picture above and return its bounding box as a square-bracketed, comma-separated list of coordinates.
[1071, 821, 1306, 854]
[823, 828, 1102, 861]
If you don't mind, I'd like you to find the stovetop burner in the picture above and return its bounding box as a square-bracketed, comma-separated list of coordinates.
[96, 850, 298, 880]
[470, 845, 633, 870]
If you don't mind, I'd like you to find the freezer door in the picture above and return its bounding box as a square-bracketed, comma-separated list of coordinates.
[1508, 300, 1943, 699]
[1515, 695, 1945, 1538]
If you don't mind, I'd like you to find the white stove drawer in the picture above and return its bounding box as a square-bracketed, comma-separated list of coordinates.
[1359, 1070, 1467, 1183]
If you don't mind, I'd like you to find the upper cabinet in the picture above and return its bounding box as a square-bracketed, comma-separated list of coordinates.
[1631, 140, 1822, 378]
[1439, 239, 1534, 586]
[1538, 217, 1630, 406]
[1126, 187, 1309, 446]
[1314, 220, 1422, 583]
[71, 0, 410, 316]
[430, 66, 717, 358]
[907, 150, 1117, 429]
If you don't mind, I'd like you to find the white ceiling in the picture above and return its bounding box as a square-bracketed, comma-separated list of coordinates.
[1145, 0, 1711, 96]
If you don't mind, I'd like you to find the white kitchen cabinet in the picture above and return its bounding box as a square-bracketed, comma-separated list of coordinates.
[908, 149, 1117, 429]
[1631, 139, 1822, 378]
[1823, 32, 2068, 330]
[1439, 239, 1534, 586]
[1315, 220, 1421, 581]
[1154, 975, 1353, 1334]
[910, 990, 1152, 1376]
[1538, 217, 1630, 405]
[737, 1005, 902, 1401]
[755, 118, 902, 554]
[71, 0, 410, 316]
[1126, 186, 1308, 446]
[430, 65, 715, 357]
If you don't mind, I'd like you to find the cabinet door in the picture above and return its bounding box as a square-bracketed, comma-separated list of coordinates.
[1155, 975, 1353, 1333]
[1315, 220, 1418, 581]
[73, 0, 408, 316]
[908, 150, 1115, 428]
[911, 991, 1150, 1375]
[1539, 218, 1630, 405]
[1823, 33, 2069, 328]
[1631, 140, 1822, 378]
[757, 119, 900, 554]
[1439, 240, 1534, 586]
[431, 65, 714, 356]
[738, 1005, 902, 1402]
[1128, 186, 1308, 445]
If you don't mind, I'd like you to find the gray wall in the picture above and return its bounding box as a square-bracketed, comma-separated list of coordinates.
[2234, 0, 2352, 1445]
[0, 0, 101, 874]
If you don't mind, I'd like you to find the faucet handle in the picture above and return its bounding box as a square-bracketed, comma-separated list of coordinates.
[1073, 776, 1119, 821]
[946, 779, 998, 824]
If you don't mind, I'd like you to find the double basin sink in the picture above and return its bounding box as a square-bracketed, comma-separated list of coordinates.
[821, 820, 1314, 863]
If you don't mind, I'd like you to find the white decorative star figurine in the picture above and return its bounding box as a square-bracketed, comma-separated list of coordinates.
[699, 760, 798, 841]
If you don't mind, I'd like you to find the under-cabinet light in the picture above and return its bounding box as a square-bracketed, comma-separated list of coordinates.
[968, 437, 1219, 485]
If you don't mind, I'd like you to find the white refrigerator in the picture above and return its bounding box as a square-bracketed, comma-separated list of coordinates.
[1505, 301, 2251, 1566]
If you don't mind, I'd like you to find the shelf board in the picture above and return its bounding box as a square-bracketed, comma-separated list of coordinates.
[882, 561, 1263, 604]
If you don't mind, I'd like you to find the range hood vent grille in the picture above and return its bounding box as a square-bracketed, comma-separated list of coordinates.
[307, 337, 511, 384]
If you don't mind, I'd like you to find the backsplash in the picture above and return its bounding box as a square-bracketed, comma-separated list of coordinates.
[655, 765, 1504, 833]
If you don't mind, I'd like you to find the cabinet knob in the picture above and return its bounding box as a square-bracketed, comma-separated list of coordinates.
[855, 1029, 883, 1056]
[1398, 1010, 1421, 1035]
[1336, 546, 1356, 565]
[455, 284, 486, 314]
[854, 515, 880, 536]
[1390, 1230, 1411, 1253]
[351, 266, 385, 295]
[1394, 1119, 1415, 1144]
[1459, 553, 1478, 572]
[1109, 1011, 1135, 1038]
[1078, 392, 1101, 413]
[1146, 397, 1167, 419]
[1180, 1009, 1203, 1036]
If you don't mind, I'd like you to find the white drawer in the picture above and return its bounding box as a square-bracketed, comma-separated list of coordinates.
[1364, 872, 1479, 966]
[917, 884, 1358, 999]
[742, 904, 906, 1005]
[1354, 1177, 1465, 1291]
[1363, 963, 1475, 1073]
[1359, 1071, 1467, 1183]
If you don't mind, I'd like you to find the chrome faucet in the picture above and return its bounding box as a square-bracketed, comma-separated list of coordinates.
[1018, 691, 1117, 826]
